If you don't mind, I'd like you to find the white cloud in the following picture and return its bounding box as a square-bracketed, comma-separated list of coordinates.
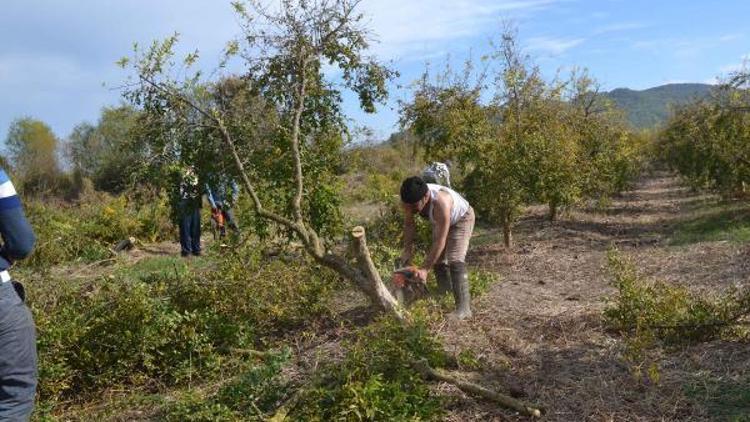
[632, 37, 722, 60]
[718, 53, 750, 74]
[703, 76, 720, 85]
[526, 36, 585, 55]
[719, 33, 743, 42]
[358, 0, 561, 60]
[592, 22, 647, 35]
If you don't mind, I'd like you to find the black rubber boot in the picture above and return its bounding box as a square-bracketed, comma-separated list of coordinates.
[433, 263, 452, 295]
[449, 262, 472, 320]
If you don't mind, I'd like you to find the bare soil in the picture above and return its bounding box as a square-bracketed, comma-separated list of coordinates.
[435, 173, 750, 421]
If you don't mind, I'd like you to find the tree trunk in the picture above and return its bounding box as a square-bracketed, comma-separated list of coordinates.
[502, 212, 513, 248]
[549, 202, 558, 221]
[349, 226, 408, 322]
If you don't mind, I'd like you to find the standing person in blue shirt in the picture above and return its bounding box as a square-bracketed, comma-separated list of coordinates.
[0, 168, 37, 419]
[206, 174, 240, 243]
[177, 166, 203, 257]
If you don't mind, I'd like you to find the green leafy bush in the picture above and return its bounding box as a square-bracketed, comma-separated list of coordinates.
[23, 191, 172, 267]
[658, 81, 750, 197]
[30, 246, 336, 406]
[295, 308, 447, 421]
[604, 249, 750, 381]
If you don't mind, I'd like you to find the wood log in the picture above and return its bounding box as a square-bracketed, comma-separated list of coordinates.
[113, 236, 136, 253]
[412, 359, 542, 418]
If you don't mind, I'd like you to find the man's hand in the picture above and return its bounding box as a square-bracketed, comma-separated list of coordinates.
[414, 268, 429, 283]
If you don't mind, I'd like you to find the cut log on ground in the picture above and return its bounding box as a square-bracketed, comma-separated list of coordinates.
[113, 237, 136, 253]
[412, 359, 543, 418]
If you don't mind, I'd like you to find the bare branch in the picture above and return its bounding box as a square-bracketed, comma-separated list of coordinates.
[290, 55, 308, 224]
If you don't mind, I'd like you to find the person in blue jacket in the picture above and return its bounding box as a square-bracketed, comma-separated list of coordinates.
[206, 174, 240, 241]
[0, 168, 37, 419]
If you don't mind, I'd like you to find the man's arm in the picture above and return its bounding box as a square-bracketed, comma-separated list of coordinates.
[0, 169, 35, 266]
[400, 205, 416, 266]
[421, 191, 451, 271]
[205, 183, 217, 209]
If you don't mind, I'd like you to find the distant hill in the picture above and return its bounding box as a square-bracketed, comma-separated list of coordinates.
[603, 83, 715, 129]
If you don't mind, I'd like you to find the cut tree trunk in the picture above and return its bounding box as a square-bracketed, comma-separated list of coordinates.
[349, 226, 407, 322]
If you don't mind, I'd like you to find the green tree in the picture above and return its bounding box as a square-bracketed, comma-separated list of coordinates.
[121, 0, 406, 319]
[5, 117, 61, 194]
[400, 60, 489, 168]
[67, 106, 142, 193]
[67, 122, 98, 177]
[567, 68, 643, 202]
[659, 69, 750, 196]
[402, 28, 643, 244]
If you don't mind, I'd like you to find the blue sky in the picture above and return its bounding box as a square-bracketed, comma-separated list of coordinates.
[1, 0, 748, 143]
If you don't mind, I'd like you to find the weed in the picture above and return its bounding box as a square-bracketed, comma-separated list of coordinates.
[469, 269, 498, 298]
[604, 248, 750, 382]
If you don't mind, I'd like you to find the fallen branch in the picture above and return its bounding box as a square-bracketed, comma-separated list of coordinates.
[229, 348, 275, 359]
[412, 359, 543, 418]
[268, 387, 305, 422]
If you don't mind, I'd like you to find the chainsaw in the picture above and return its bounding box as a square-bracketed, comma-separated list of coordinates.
[391, 261, 429, 305]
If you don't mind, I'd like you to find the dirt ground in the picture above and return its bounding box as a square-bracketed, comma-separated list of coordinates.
[435, 173, 750, 421]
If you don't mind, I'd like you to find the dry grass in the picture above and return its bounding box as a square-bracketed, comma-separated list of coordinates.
[438, 172, 750, 420]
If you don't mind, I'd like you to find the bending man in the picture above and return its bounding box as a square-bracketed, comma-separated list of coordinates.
[399, 176, 475, 319]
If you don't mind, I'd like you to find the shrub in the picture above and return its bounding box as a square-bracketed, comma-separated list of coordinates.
[658, 85, 750, 198]
[603, 249, 750, 381]
[295, 308, 447, 421]
[30, 246, 336, 406]
[22, 191, 173, 267]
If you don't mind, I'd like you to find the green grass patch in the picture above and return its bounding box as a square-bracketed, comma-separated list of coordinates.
[669, 202, 750, 245]
[115, 256, 190, 282]
[684, 375, 750, 421]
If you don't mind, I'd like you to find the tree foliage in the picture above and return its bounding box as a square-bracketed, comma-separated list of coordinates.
[5, 117, 62, 194]
[659, 71, 750, 197]
[401, 28, 643, 245]
[66, 105, 142, 193]
[120, 0, 406, 318]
